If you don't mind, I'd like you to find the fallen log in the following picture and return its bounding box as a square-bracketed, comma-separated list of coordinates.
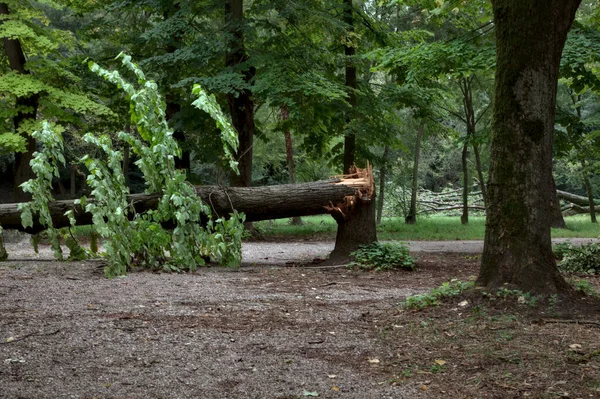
[562, 203, 600, 216]
[557, 190, 600, 207]
[0, 177, 370, 234]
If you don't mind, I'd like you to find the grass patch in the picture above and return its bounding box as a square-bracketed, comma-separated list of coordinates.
[255, 214, 600, 241]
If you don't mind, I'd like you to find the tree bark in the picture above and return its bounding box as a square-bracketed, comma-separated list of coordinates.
[376, 146, 389, 224]
[281, 107, 302, 225]
[0, 175, 374, 234]
[406, 123, 424, 224]
[225, 0, 254, 188]
[1, 3, 39, 203]
[478, 0, 581, 294]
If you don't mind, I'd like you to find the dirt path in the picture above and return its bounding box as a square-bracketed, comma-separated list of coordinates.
[3, 234, 599, 264]
[0, 252, 475, 398]
[1, 236, 599, 398]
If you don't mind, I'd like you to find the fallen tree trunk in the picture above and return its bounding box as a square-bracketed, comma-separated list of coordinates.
[562, 203, 600, 216]
[0, 177, 371, 234]
[557, 190, 600, 207]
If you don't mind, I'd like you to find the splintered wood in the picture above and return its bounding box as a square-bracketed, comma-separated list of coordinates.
[332, 164, 374, 198]
[326, 164, 375, 220]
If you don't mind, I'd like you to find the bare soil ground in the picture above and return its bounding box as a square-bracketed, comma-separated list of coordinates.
[1, 238, 600, 398]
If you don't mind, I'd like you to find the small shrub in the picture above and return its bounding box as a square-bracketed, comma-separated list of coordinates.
[558, 243, 600, 275]
[350, 242, 415, 271]
[553, 241, 574, 260]
[403, 279, 474, 310]
[568, 278, 599, 296]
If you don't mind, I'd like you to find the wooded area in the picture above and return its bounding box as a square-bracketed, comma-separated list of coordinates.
[1, 0, 599, 291]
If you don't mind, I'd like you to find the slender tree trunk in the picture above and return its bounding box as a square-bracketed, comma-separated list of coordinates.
[165, 101, 191, 173]
[581, 158, 597, 223]
[163, 5, 190, 175]
[377, 145, 389, 224]
[1, 3, 39, 203]
[573, 96, 596, 224]
[461, 140, 469, 225]
[460, 77, 476, 225]
[342, 0, 357, 173]
[406, 123, 424, 224]
[70, 165, 76, 198]
[122, 143, 130, 187]
[225, 0, 254, 188]
[478, 0, 580, 294]
[473, 143, 487, 206]
[281, 107, 302, 225]
[0, 231, 7, 261]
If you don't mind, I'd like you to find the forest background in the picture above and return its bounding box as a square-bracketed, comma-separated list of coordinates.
[1, 0, 600, 255]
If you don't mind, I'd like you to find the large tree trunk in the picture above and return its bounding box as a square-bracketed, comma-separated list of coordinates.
[478, 0, 581, 294]
[281, 107, 302, 226]
[1, 3, 39, 203]
[328, 165, 377, 263]
[406, 123, 424, 224]
[0, 173, 374, 234]
[225, 0, 254, 188]
[376, 146, 389, 224]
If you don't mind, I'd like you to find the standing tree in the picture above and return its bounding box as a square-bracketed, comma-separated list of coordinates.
[1, 3, 38, 202]
[225, 0, 255, 188]
[477, 0, 581, 294]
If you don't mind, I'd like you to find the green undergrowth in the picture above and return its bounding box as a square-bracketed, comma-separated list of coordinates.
[254, 215, 600, 241]
[403, 279, 474, 310]
[404, 277, 600, 312]
[555, 242, 600, 275]
[349, 242, 415, 271]
[9, 54, 244, 277]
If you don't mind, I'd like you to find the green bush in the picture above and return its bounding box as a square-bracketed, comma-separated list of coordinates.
[349, 242, 415, 271]
[403, 279, 474, 310]
[558, 243, 600, 275]
[553, 241, 574, 260]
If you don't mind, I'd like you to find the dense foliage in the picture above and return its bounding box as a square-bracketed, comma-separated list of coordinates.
[349, 242, 415, 271]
